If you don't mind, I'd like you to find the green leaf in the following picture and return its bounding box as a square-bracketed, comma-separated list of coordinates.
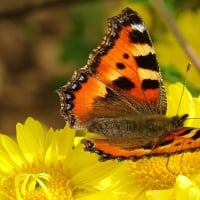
[161, 65, 200, 96]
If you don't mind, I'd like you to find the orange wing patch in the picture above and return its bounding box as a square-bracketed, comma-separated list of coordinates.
[82, 139, 151, 161]
[72, 77, 107, 121]
[57, 69, 108, 127]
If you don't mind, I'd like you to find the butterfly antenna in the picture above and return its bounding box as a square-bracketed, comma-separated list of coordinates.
[185, 117, 200, 120]
[176, 63, 191, 116]
[166, 156, 177, 176]
[179, 153, 185, 174]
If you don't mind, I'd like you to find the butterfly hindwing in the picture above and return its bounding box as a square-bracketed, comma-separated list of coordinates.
[82, 127, 200, 161]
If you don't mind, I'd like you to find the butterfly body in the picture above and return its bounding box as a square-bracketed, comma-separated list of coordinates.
[86, 114, 187, 149]
[57, 8, 200, 161]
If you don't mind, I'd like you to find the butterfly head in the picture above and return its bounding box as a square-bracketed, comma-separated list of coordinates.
[171, 114, 188, 129]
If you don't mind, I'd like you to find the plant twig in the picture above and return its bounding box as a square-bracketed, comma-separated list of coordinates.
[150, 0, 200, 71]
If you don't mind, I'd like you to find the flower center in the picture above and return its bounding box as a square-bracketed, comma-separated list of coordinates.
[129, 151, 200, 190]
[0, 162, 73, 200]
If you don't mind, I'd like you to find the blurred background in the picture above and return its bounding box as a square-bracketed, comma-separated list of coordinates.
[0, 0, 200, 135]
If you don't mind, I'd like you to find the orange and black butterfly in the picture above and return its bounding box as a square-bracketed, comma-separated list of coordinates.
[57, 8, 200, 161]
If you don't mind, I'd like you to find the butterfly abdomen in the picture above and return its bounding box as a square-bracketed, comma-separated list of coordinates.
[87, 114, 185, 149]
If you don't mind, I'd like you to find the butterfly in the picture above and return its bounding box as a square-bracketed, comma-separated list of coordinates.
[57, 7, 200, 161]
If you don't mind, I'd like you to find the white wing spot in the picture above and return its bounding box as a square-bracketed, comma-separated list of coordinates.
[131, 24, 145, 33]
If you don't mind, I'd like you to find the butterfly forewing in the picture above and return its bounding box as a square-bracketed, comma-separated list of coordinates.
[88, 8, 166, 114]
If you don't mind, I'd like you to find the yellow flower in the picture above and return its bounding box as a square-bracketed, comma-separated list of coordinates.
[116, 83, 200, 199]
[166, 82, 200, 127]
[146, 175, 200, 200]
[0, 117, 120, 199]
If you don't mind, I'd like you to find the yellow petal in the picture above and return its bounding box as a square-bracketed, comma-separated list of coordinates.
[166, 83, 194, 119]
[175, 175, 200, 200]
[0, 134, 25, 168]
[16, 117, 45, 162]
